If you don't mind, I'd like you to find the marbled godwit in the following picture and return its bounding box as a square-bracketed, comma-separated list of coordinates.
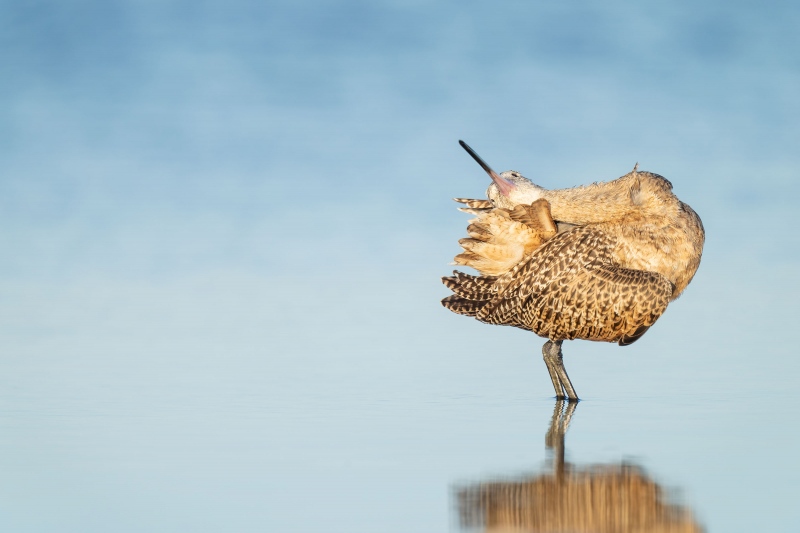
[442, 141, 704, 401]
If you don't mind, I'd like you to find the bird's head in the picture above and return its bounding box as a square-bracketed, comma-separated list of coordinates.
[459, 140, 545, 209]
[486, 170, 545, 208]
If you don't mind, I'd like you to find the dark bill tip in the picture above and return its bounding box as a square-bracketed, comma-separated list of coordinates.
[458, 140, 516, 197]
[458, 140, 495, 176]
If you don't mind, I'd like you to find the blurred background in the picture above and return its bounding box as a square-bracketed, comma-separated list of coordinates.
[1, 1, 798, 531]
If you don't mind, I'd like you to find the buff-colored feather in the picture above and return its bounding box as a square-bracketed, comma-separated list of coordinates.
[453, 199, 557, 276]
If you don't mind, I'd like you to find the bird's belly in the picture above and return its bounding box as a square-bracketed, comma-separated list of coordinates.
[532, 307, 651, 344]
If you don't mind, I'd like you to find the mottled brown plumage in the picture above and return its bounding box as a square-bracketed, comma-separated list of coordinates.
[442, 141, 705, 400]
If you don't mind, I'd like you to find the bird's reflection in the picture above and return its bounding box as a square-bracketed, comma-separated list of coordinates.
[456, 401, 703, 532]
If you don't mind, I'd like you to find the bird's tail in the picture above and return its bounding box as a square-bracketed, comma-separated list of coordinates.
[451, 199, 557, 277]
[441, 271, 497, 317]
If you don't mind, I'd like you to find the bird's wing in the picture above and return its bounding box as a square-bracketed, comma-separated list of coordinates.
[476, 226, 674, 344]
[452, 199, 558, 277]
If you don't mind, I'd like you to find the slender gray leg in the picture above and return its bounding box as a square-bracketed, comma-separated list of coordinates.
[542, 340, 579, 401]
[542, 342, 564, 398]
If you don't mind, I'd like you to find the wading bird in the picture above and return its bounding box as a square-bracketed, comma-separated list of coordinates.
[441, 141, 704, 401]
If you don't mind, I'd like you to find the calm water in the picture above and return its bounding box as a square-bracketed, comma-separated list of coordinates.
[1, 266, 798, 532]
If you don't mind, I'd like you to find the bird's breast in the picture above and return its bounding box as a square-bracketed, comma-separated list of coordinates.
[602, 215, 702, 299]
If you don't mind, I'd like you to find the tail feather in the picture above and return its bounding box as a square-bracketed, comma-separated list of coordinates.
[454, 198, 493, 209]
[443, 199, 559, 322]
[441, 295, 483, 317]
[441, 271, 498, 318]
[466, 222, 492, 240]
[451, 200, 555, 277]
[441, 271, 497, 300]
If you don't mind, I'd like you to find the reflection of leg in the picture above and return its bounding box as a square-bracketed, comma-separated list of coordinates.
[542, 340, 579, 401]
[545, 400, 578, 476]
[545, 400, 577, 448]
[561, 398, 577, 429]
[545, 400, 565, 450]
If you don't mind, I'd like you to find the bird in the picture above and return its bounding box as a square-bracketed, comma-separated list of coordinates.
[441, 140, 704, 401]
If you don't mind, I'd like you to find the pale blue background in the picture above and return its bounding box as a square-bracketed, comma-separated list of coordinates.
[1, 1, 798, 531]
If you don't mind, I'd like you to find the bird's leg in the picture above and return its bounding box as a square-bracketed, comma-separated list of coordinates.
[542, 342, 565, 399]
[542, 340, 579, 401]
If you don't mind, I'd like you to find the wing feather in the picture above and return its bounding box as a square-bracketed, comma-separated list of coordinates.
[475, 226, 674, 344]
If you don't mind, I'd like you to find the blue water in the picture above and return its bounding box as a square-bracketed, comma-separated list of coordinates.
[1, 266, 798, 531]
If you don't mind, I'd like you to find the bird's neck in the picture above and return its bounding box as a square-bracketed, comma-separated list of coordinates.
[542, 181, 637, 225]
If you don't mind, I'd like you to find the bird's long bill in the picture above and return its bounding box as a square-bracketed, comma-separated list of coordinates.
[458, 140, 516, 197]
